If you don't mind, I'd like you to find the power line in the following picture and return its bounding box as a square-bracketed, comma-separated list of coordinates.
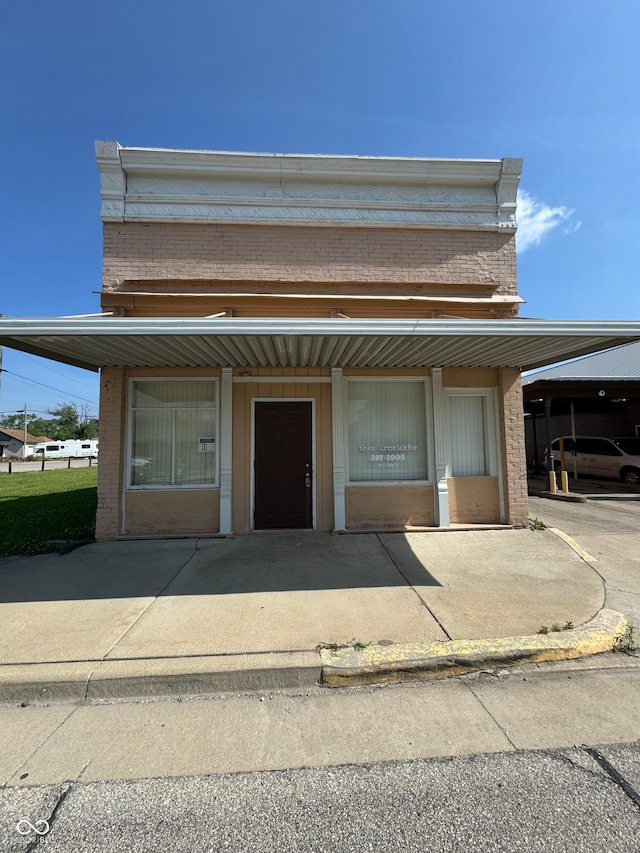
[17, 352, 99, 393]
[0, 369, 99, 407]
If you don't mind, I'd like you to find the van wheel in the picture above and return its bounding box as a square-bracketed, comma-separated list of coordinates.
[622, 467, 640, 486]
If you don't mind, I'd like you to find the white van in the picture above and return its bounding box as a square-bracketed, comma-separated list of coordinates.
[32, 440, 99, 459]
[544, 436, 640, 485]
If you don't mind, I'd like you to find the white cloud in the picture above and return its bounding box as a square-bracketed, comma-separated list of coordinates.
[516, 190, 576, 252]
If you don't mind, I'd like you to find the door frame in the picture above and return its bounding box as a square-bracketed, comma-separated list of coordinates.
[250, 397, 317, 531]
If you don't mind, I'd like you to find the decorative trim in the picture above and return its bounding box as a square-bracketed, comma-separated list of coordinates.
[219, 367, 233, 534]
[95, 141, 125, 222]
[96, 142, 522, 231]
[331, 368, 346, 531]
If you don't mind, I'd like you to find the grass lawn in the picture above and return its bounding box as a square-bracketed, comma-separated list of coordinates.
[0, 467, 97, 557]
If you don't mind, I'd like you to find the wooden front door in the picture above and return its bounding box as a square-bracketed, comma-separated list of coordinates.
[254, 401, 313, 529]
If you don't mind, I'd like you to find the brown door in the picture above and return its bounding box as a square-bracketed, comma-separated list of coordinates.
[254, 401, 313, 529]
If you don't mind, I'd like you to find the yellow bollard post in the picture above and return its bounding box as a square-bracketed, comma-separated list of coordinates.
[561, 470, 569, 494]
[548, 471, 557, 493]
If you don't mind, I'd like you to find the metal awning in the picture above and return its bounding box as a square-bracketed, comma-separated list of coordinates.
[1, 317, 640, 373]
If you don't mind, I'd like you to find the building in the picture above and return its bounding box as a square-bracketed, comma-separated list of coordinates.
[1, 142, 640, 538]
[523, 341, 640, 470]
[0, 429, 51, 459]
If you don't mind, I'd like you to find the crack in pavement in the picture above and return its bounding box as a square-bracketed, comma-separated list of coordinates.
[462, 681, 517, 750]
[582, 746, 640, 812]
[375, 534, 452, 641]
[24, 784, 72, 853]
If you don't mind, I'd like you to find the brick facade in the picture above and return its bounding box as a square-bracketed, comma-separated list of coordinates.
[103, 223, 517, 294]
[499, 368, 528, 526]
[95, 368, 125, 540]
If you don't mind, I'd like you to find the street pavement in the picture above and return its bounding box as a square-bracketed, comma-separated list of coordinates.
[2, 739, 640, 852]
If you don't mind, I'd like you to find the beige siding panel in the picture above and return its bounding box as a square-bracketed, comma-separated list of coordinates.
[125, 489, 220, 535]
[447, 477, 500, 524]
[126, 367, 221, 378]
[343, 368, 430, 377]
[345, 486, 434, 529]
[442, 368, 498, 387]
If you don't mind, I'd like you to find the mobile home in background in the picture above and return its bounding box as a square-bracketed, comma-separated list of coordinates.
[31, 440, 99, 459]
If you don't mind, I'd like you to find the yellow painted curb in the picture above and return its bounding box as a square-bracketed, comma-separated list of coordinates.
[547, 527, 597, 563]
[320, 609, 628, 688]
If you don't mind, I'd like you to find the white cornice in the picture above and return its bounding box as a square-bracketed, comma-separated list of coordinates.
[95, 142, 522, 231]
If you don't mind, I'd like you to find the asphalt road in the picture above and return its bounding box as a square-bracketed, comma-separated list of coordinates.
[0, 458, 97, 473]
[2, 742, 640, 852]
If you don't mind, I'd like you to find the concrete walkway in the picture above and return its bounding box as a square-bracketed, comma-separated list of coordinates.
[0, 527, 609, 701]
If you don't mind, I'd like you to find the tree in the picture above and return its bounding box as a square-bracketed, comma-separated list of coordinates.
[46, 403, 98, 440]
[0, 412, 52, 437]
[0, 403, 98, 441]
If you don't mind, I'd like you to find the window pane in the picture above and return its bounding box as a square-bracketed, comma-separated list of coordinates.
[130, 381, 217, 486]
[450, 396, 486, 476]
[174, 409, 216, 485]
[133, 381, 216, 408]
[348, 381, 428, 482]
[131, 410, 172, 485]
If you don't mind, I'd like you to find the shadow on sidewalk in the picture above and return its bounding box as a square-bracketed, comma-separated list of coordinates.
[0, 532, 441, 603]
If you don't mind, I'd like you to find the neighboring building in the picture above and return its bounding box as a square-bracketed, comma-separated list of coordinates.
[0, 429, 51, 459]
[1, 142, 639, 538]
[523, 341, 640, 470]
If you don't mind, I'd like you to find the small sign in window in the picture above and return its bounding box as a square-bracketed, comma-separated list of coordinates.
[199, 438, 216, 452]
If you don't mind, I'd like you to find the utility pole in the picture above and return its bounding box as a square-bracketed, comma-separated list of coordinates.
[22, 404, 28, 459]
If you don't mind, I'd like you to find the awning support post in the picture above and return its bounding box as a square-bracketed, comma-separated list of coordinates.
[331, 368, 346, 531]
[431, 368, 450, 527]
[219, 367, 233, 534]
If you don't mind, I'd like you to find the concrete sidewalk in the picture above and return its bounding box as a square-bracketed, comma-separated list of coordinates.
[0, 527, 615, 701]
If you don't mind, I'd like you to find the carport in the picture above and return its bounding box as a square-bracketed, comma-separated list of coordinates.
[523, 341, 640, 474]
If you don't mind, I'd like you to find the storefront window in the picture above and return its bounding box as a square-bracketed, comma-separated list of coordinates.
[449, 395, 487, 476]
[130, 381, 217, 487]
[347, 380, 428, 482]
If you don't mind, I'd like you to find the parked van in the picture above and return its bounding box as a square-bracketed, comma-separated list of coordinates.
[32, 440, 99, 459]
[544, 436, 640, 485]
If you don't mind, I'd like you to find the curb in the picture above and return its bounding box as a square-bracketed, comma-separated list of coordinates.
[0, 652, 322, 705]
[319, 609, 628, 688]
[528, 489, 587, 503]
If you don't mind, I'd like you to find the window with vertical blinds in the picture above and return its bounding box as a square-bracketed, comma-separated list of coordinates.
[449, 395, 487, 476]
[130, 381, 217, 487]
[347, 381, 428, 482]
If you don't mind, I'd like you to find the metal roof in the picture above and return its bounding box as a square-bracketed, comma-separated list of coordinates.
[523, 340, 640, 384]
[2, 317, 640, 373]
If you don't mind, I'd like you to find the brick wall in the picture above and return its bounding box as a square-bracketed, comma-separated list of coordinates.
[103, 223, 517, 293]
[95, 368, 125, 539]
[499, 368, 528, 526]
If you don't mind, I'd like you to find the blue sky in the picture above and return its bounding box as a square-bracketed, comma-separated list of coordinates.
[1, 1, 639, 419]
